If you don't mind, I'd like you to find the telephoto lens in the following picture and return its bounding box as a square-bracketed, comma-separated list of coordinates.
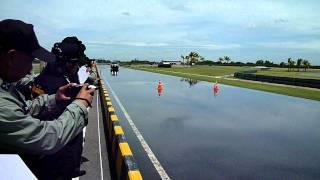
[68, 84, 83, 98]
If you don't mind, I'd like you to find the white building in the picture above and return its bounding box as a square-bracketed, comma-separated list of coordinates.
[161, 60, 182, 65]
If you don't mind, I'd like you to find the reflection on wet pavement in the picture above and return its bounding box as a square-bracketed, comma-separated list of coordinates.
[101, 66, 320, 180]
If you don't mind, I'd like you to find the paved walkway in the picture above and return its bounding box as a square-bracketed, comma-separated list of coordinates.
[79, 92, 112, 180]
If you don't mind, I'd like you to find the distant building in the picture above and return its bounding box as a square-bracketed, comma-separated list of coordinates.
[161, 60, 182, 65]
[252, 66, 272, 70]
[158, 61, 172, 68]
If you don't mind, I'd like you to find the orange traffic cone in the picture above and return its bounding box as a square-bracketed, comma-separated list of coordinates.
[157, 80, 163, 96]
[213, 81, 219, 96]
[157, 80, 163, 90]
[214, 81, 219, 91]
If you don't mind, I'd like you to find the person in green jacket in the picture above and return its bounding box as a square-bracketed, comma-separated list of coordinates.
[0, 19, 95, 179]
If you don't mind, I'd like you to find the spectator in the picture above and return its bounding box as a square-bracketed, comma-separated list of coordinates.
[0, 19, 94, 179]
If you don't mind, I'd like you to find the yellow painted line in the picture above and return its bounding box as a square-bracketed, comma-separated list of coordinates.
[105, 97, 111, 101]
[104, 80, 170, 179]
[128, 170, 143, 180]
[105, 94, 109, 97]
[119, 143, 133, 156]
[111, 115, 119, 121]
[108, 107, 115, 113]
[107, 101, 112, 106]
[114, 126, 124, 135]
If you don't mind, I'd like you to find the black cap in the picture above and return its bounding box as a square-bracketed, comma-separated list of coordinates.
[0, 19, 55, 62]
[52, 36, 86, 63]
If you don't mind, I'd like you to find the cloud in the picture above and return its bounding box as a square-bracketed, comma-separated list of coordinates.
[121, 12, 131, 16]
[198, 44, 242, 50]
[274, 18, 289, 24]
[86, 40, 241, 50]
[1, 0, 320, 63]
[86, 41, 169, 47]
[255, 40, 320, 50]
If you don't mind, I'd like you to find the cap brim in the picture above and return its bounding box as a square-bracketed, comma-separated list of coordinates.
[32, 47, 55, 62]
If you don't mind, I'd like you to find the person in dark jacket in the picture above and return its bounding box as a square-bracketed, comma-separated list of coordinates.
[0, 19, 94, 180]
[31, 36, 87, 179]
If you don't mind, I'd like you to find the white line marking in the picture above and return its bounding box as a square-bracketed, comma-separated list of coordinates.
[97, 94, 104, 180]
[82, 127, 86, 147]
[105, 80, 171, 180]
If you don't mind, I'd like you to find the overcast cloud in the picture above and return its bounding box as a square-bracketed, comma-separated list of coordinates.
[1, 0, 320, 64]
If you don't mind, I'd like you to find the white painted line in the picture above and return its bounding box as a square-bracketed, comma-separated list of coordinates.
[97, 94, 104, 180]
[105, 81, 171, 180]
[82, 127, 86, 147]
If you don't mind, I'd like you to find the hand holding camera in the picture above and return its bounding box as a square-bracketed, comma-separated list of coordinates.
[56, 83, 96, 107]
[74, 83, 96, 107]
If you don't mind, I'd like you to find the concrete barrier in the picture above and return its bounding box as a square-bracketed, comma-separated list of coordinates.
[97, 67, 143, 180]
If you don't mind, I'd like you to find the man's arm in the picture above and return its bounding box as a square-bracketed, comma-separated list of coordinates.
[0, 98, 87, 155]
[26, 94, 60, 117]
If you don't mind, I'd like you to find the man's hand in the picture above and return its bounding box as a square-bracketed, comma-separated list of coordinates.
[56, 83, 75, 102]
[75, 83, 95, 107]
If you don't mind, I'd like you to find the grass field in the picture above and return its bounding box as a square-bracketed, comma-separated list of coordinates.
[129, 65, 320, 101]
[254, 68, 320, 80]
[134, 65, 250, 77]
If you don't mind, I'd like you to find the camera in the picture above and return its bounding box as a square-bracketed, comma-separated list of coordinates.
[69, 84, 83, 98]
[68, 84, 97, 98]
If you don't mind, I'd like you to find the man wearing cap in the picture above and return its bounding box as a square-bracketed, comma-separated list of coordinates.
[32, 36, 88, 178]
[84, 58, 99, 86]
[0, 19, 94, 179]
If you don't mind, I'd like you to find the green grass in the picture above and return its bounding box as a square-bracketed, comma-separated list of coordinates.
[129, 65, 320, 101]
[133, 65, 250, 77]
[254, 67, 320, 80]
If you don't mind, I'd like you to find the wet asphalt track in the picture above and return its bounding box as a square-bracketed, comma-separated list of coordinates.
[99, 65, 320, 180]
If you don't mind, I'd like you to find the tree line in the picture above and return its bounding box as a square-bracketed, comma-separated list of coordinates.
[180, 52, 315, 71]
[91, 52, 318, 70]
[286, 58, 311, 72]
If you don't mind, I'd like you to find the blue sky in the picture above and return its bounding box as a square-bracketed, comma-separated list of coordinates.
[1, 0, 320, 64]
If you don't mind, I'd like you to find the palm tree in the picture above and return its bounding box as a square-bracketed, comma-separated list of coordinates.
[185, 56, 189, 66]
[188, 51, 200, 65]
[307, 61, 311, 71]
[181, 55, 185, 65]
[290, 60, 296, 71]
[297, 58, 303, 72]
[287, 58, 292, 71]
[302, 60, 310, 72]
[224, 56, 231, 64]
[218, 57, 224, 64]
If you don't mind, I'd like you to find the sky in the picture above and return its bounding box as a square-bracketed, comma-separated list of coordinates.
[1, 0, 320, 64]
